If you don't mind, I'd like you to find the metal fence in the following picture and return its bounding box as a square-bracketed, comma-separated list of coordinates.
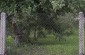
[0, 12, 84, 55]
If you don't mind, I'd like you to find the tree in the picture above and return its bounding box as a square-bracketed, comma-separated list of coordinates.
[1, 0, 85, 44]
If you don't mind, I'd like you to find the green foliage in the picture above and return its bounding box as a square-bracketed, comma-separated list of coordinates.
[51, 0, 65, 12]
[3, 0, 85, 54]
[1, 0, 84, 43]
[6, 36, 14, 46]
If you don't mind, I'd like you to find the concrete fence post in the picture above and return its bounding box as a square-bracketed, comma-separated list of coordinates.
[79, 12, 84, 55]
[0, 12, 6, 55]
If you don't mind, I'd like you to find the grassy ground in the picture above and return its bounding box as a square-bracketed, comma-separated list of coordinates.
[7, 33, 85, 55]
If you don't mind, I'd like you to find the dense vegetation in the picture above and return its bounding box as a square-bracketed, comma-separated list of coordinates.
[0, 0, 85, 55]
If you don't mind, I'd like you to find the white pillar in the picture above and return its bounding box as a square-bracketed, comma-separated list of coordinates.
[79, 12, 84, 55]
[0, 12, 6, 55]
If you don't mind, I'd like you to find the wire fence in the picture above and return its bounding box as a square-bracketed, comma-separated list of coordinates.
[0, 12, 84, 55]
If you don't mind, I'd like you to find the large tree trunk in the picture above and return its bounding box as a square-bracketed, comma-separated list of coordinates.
[12, 22, 19, 45]
[14, 35, 19, 45]
[34, 26, 38, 41]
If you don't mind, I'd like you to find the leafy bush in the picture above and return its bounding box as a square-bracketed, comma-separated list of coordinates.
[6, 36, 14, 46]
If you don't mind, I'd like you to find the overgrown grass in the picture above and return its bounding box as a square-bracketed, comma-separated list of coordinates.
[6, 32, 85, 55]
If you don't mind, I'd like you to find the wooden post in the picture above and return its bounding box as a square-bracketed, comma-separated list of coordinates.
[79, 12, 84, 55]
[0, 12, 6, 55]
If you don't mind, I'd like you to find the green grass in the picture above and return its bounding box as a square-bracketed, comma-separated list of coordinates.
[7, 34, 85, 55]
[34, 34, 79, 55]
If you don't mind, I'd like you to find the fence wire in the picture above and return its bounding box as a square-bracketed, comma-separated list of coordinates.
[6, 12, 80, 55]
